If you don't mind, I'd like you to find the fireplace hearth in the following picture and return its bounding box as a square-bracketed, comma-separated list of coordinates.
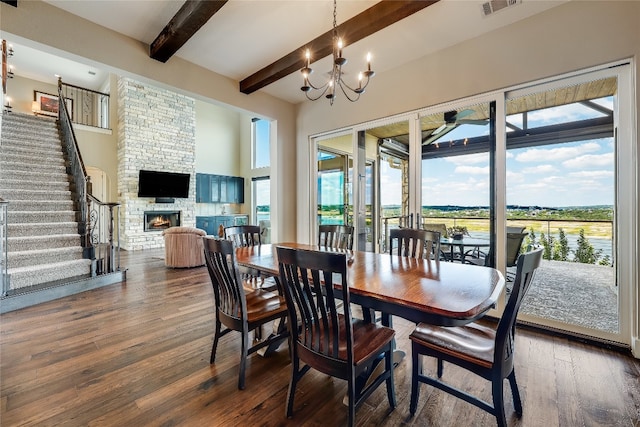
[144, 211, 180, 232]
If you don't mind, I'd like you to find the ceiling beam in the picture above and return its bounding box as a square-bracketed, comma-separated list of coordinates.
[239, 0, 439, 95]
[150, 0, 228, 63]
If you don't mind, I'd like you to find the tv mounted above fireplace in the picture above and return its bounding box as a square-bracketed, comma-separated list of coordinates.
[138, 170, 190, 203]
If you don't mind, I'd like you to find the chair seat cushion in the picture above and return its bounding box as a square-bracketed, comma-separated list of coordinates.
[410, 322, 496, 369]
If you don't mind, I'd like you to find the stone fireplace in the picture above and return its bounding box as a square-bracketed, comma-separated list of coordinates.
[144, 211, 181, 232]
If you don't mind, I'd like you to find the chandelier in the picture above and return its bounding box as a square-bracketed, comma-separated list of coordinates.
[300, 0, 374, 105]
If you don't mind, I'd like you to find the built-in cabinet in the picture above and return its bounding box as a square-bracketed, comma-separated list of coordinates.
[196, 173, 244, 204]
[196, 215, 249, 236]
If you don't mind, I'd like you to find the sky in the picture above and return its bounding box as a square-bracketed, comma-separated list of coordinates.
[318, 96, 614, 208]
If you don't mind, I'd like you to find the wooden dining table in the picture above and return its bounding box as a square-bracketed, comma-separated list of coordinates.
[235, 243, 504, 327]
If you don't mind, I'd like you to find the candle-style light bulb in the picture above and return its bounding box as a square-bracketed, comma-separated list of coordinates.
[366, 52, 372, 71]
[305, 49, 310, 67]
[358, 72, 363, 89]
[337, 38, 343, 58]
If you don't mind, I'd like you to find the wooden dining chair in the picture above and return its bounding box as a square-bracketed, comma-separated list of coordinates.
[276, 246, 396, 426]
[318, 224, 354, 250]
[225, 225, 277, 290]
[409, 248, 543, 427]
[203, 237, 288, 390]
[389, 228, 441, 260]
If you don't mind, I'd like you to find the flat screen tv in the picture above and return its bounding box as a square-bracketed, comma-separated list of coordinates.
[138, 170, 190, 200]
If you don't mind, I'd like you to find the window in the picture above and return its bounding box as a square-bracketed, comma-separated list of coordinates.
[252, 118, 270, 169]
[253, 177, 270, 243]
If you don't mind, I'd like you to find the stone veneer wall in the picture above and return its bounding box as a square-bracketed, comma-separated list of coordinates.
[117, 77, 196, 250]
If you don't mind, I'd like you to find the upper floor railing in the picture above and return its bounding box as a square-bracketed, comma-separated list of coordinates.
[59, 80, 110, 129]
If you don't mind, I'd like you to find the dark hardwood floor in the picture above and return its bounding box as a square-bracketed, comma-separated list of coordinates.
[1, 248, 639, 426]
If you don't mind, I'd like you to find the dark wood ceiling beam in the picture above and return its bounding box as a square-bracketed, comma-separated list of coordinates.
[150, 0, 228, 63]
[239, 0, 439, 95]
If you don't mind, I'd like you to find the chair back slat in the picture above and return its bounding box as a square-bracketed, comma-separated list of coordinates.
[278, 246, 351, 363]
[225, 225, 262, 247]
[204, 237, 246, 323]
[495, 247, 543, 374]
[318, 225, 354, 250]
[389, 228, 440, 259]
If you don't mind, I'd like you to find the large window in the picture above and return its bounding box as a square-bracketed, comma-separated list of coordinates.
[253, 177, 270, 243]
[252, 118, 270, 169]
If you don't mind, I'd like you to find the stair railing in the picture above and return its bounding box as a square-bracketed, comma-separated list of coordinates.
[88, 195, 121, 274]
[0, 198, 8, 296]
[58, 78, 92, 259]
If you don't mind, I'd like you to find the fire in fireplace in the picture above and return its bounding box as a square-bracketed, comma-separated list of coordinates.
[144, 211, 181, 232]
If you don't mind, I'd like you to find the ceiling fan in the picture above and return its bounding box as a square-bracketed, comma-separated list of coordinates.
[422, 109, 488, 145]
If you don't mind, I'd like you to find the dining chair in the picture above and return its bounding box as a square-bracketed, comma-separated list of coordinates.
[225, 225, 277, 290]
[423, 223, 453, 260]
[506, 232, 528, 281]
[276, 246, 396, 426]
[318, 224, 354, 250]
[203, 237, 288, 390]
[389, 228, 441, 260]
[409, 247, 543, 427]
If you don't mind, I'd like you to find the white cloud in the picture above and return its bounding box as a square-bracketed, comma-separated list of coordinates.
[568, 170, 614, 178]
[563, 153, 613, 169]
[522, 164, 557, 174]
[444, 152, 488, 165]
[515, 142, 601, 163]
[454, 165, 489, 175]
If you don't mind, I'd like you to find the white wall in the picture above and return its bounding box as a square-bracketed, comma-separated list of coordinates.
[195, 100, 241, 177]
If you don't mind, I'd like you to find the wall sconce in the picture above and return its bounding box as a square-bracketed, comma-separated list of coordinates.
[4, 96, 12, 112]
[7, 46, 13, 57]
[7, 65, 14, 78]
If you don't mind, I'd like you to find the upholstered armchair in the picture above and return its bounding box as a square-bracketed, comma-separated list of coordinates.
[162, 226, 207, 268]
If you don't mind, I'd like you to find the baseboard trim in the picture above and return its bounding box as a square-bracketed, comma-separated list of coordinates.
[0, 270, 127, 313]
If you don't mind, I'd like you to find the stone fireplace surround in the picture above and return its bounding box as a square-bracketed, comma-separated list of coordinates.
[117, 77, 196, 251]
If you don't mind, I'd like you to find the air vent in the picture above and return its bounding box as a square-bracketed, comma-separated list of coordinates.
[482, 0, 521, 17]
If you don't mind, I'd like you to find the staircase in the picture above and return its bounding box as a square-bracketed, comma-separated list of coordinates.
[0, 112, 92, 292]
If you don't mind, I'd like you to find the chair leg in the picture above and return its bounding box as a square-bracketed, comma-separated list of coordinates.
[409, 343, 421, 416]
[385, 347, 396, 409]
[492, 377, 507, 427]
[286, 354, 307, 418]
[238, 328, 248, 390]
[437, 358, 444, 378]
[347, 372, 356, 427]
[210, 318, 222, 364]
[508, 370, 523, 416]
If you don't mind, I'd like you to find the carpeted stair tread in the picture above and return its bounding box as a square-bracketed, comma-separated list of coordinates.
[0, 161, 66, 174]
[0, 152, 66, 166]
[1, 189, 72, 201]
[7, 259, 93, 290]
[8, 246, 85, 269]
[8, 211, 77, 223]
[8, 234, 82, 251]
[6, 200, 75, 212]
[1, 144, 63, 158]
[8, 222, 79, 237]
[2, 179, 70, 191]
[0, 169, 70, 183]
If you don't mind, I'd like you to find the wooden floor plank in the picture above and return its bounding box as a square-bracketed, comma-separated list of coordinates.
[1, 248, 638, 426]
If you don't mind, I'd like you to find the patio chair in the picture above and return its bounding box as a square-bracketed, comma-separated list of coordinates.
[409, 248, 543, 426]
[423, 223, 452, 261]
[506, 232, 528, 281]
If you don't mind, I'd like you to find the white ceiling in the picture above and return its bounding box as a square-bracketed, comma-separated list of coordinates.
[6, 0, 566, 104]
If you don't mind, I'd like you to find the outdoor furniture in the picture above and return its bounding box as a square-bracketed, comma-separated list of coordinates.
[506, 232, 528, 281]
[423, 223, 452, 260]
[318, 224, 354, 250]
[203, 237, 288, 390]
[276, 246, 396, 426]
[161, 226, 206, 268]
[409, 248, 543, 426]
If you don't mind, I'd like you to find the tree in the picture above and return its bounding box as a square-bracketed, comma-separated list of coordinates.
[540, 232, 553, 260]
[572, 229, 602, 264]
[553, 228, 570, 261]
